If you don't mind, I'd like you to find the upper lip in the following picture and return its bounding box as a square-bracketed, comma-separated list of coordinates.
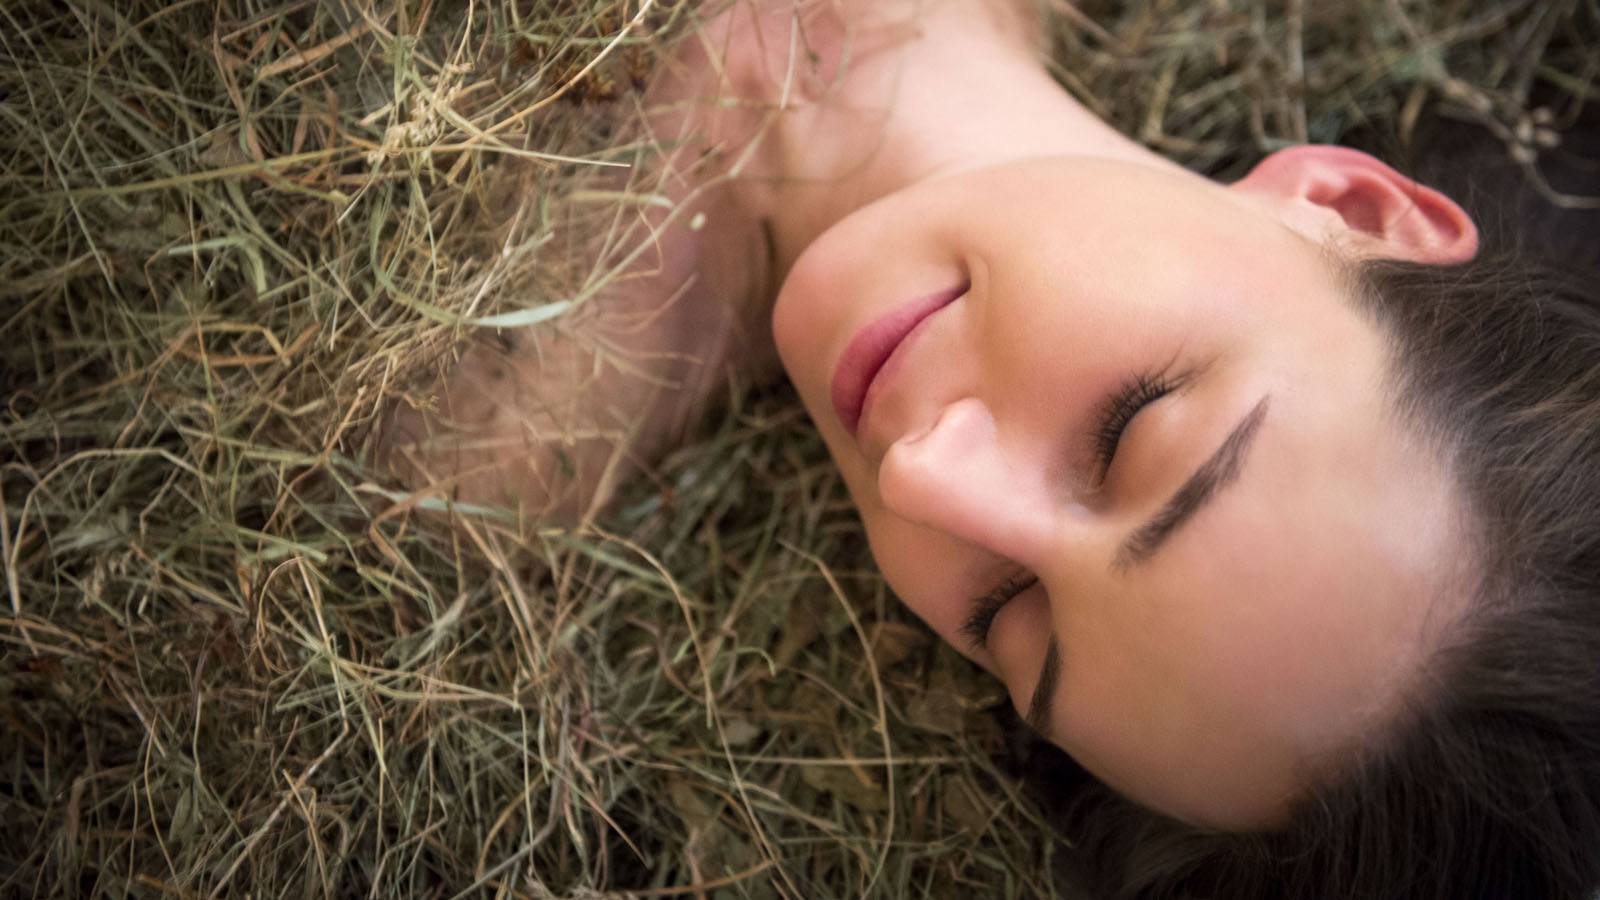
[830, 284, 967, 438]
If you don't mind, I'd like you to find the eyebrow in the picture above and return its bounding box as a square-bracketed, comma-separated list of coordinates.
[1113, 396, 1271, 571]
[1026, 639, 1061, 734]
[1027, 396, 1270, 740]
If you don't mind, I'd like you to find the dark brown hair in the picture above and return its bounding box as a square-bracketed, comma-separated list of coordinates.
[1026, 248, 1600, 900]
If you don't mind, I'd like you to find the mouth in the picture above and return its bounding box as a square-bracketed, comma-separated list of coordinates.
[830, 283, 967, 437]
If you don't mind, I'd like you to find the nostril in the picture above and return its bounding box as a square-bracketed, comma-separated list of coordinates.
[876, 397, 996, 520]
[895, 399, 963, 450]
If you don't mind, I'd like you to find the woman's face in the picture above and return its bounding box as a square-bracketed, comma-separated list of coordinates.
[771, 156, 1464, 829]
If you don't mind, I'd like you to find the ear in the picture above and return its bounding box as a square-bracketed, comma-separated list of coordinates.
[1232, 145, 1479, 265]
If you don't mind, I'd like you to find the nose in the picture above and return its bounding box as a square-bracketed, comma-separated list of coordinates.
[876, 397, 1058, 567]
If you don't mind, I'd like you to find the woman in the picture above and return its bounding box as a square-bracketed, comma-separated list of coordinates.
[380, 1, 1600, 896]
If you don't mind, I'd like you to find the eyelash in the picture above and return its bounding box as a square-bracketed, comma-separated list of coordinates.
[1092, 369, 1179, 472]
[962, 572, 1039, 649]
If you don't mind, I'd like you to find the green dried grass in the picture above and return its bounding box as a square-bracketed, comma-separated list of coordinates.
[1, 1, 1594, 898]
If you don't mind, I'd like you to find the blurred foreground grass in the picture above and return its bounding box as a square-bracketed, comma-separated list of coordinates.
[2, 1, 1595, 897]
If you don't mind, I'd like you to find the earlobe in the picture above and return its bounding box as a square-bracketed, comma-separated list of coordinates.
[1233, 145, 1479, 265]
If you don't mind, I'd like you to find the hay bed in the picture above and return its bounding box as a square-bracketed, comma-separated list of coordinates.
[2, 1, 1595, 898]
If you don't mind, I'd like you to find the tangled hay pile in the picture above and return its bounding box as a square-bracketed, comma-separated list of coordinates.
[2, 1, 1594, 897]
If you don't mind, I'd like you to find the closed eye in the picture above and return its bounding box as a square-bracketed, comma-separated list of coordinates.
[1093, 370, 1181, 475]
[961, 572, 1039, 650]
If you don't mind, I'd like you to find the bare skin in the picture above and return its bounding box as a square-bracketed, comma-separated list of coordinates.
[378, 0, 1095, 519]
[379, 0, 1481, 829]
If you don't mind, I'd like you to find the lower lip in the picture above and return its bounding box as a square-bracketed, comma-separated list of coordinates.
[830, 284, 966, 436]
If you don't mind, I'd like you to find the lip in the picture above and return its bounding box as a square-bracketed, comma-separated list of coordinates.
[830, 283, 967, 437]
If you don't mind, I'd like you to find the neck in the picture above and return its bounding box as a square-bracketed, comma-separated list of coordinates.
[705, 0, 1189, 279]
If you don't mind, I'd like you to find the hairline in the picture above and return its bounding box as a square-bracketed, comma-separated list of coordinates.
[1278, 249, 1492, 806]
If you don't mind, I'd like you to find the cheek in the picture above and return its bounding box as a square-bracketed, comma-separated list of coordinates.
[860, 512, 982, 651]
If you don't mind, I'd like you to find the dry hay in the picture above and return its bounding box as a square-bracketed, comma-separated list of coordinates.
[2, 1, 1595, 897]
